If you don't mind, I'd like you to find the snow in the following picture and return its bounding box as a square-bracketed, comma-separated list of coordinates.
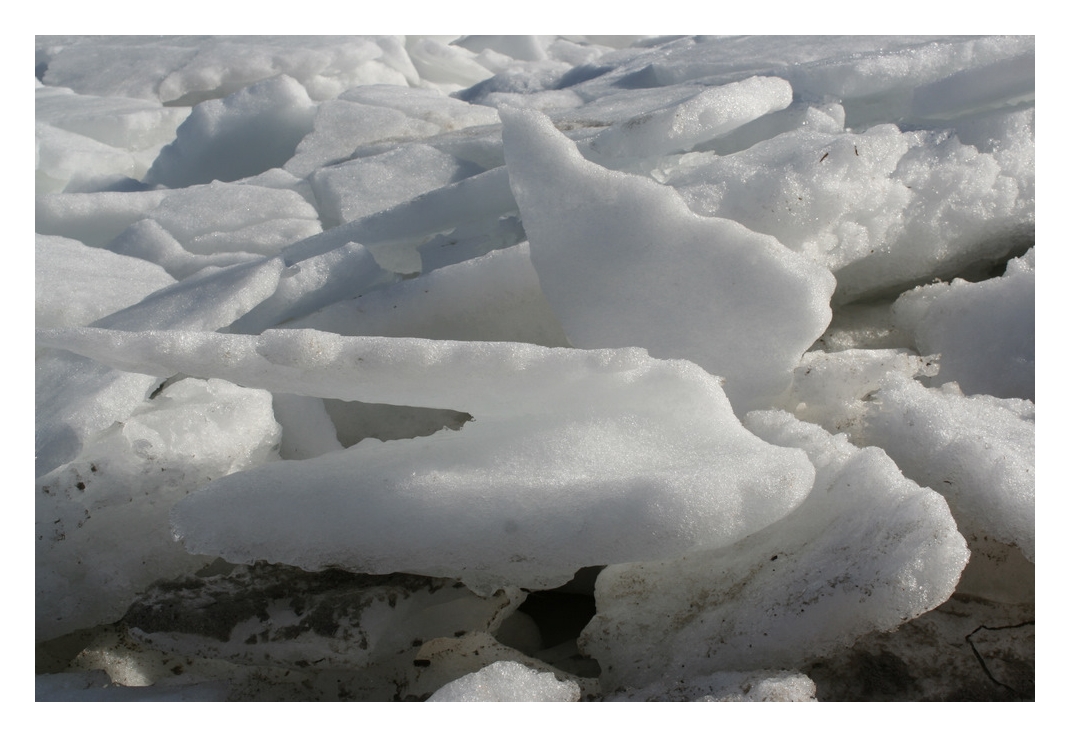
[34, 34, 1034, 702]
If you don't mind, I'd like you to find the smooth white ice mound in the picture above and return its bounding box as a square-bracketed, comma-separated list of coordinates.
[35, 327, 816, 594]
[500, 106, 835, 411]
[580, 411, 968, 689]
[427, 661, 580, 702]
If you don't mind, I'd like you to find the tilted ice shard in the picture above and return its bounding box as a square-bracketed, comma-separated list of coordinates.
[499, 106, 835, 411]
[35, 327, 817, 594]
[589, 76, 793, 160]
[579, 410, 969, 689]
[35, 234, 174, 329]
[288, 243, 569, 347]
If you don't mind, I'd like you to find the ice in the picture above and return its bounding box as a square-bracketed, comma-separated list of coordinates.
[36, 378, 280, 640]
[88, 256, 284, 331]
[454, 36, 554, 63]
[892, 249, 1034, 400]
[36, 327, 816, 593]
[37, 189, 170, 248]
[35, 35, 1034, 701]
[910, 51, 1035, 123]
[39, 36, 414, 104]
[404, 37, 495, 90]
[37, 181, 321, 260]
[108, 218, 264, 281]
[661, 114, 1033, 303]
[501, 105, 835, 410]
[604, 670, 817, 702]
[36, 122, 146, 195]
[38, 37, 202, 101]
[284, 99, 439, 179]
[426, 660, 580, 702]
[36, 234, 174, 329]
[589, 76, 793, 161]
[788, 345, 1034, 567]
[340, 82, 500, 128]
[309, 143, 482, 227]
[122, 565, 523, 672]
[271, 394, 344, 460]
[280, 165, 518, 269]
[287, 243, 569, 346]
[145, 182, 321, 257]
[407, 632, 598, 700]
[865, 377, 1035, 563]
[786, 348, 938, 435]
[228, 242, 396, 335]
[580, 411, 968, 689]
[35, 256, 283, 476]
[145, 75, 316, 188]
[35, 84, 189, 152]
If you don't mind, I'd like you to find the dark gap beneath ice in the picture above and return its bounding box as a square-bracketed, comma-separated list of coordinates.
[506, 566, 603, 678]
[322, 398, 472, 447]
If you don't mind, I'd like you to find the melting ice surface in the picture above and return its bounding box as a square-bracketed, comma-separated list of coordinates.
[35, 35, 1034, 702]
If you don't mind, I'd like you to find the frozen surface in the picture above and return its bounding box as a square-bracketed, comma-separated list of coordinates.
[36, 378, 280, 640]
[123, 565, 523, 672]
[892, 248, 1035, 400]
[865, 377, 1035, 562]
[427, 660, 580, 702]
[37, 327, 816, 594]
[580, 411, 968, 689]
[35, 35, 1033, 701]
[36, 234, 175, 329]
[145, 75, 316, 188]
[604, 670, 817, 702]
[501, 105, 835, 411]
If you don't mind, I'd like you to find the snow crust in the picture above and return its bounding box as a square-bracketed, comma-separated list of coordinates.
[35, 35, 1033, 702]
